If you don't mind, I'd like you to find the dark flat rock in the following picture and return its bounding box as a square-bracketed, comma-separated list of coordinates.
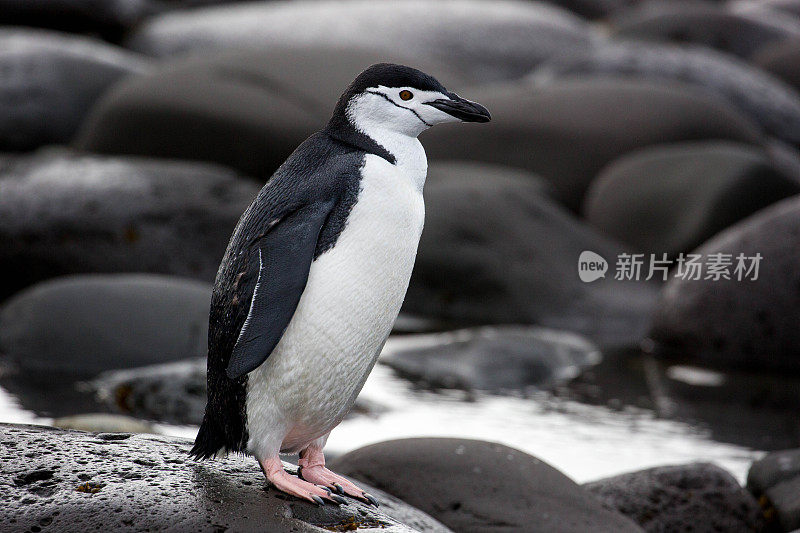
[76, 48, 466, 178]
[583, 141, 800, 255]
[649, 195, 800, 373]
[382, 326, 600, 391]
[611, 1, 800, 58]
[531, 40, 800, 145]
[329, 438, 644, 533]
[124, 0, 595, 82]
[0, 29, 148, 151]
[584, 463, 766, 532]
[0, 149, 258, 300]
[403, 162, 659, 348]
[537, 0, 635, 19]
[0, 274, 211, 376]
[0, 423, 450, 533]
[422, 77, 763, 210]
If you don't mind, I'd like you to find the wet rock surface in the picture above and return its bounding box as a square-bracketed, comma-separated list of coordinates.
[649, 195, 800, 374]
[0, 28, 148, 151]
[124, 0, 595, 82]
[531, 40, 800, 145]
[0, 274, 210, 376]
[422, 77, 763, 210]
[404, 165, 659, 347]
[330, 438, 644, 533]
[583, 141, 800, 255]
[585, 463, 765, 532]
[748, 449, 800, 532]
[0, 423, 450, 533]
[76, 48, 464, 178]
[382, 326, 600, 392]
[0, 150, 258, 300]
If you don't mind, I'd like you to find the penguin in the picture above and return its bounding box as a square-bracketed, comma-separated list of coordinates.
[190, 63, 490, 505]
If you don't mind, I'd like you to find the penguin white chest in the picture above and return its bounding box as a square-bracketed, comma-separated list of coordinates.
[246, 152, 425, 456]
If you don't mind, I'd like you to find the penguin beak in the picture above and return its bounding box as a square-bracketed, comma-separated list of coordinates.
[424, 93, 491, 123]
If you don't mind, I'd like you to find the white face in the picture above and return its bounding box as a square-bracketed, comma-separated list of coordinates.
[346, 85, 464, 138]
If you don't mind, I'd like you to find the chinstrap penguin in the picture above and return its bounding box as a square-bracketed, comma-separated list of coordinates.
[191, 63, 490, 505]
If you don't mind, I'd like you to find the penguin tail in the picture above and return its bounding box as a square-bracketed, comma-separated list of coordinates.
[190, 417, 226, 460]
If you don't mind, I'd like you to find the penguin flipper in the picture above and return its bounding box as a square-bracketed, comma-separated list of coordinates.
[225, 199, 335, 379]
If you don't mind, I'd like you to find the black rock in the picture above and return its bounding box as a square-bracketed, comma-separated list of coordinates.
[649, 195, 800, 373]
[76, 48, 466, 178]
[404, 161, 660, 348]
[0, 29, 148, 151]
[584, 463, 766, 532]
[382, 326, 600, 391]
[0, 423, 451, 533]
[611, 1, 800, 58]
[751, 38, 800, 96]
[748, 449, 800, 531]
[531, 40, 800, 145]
[422, 77, 763, 210]
[329, 438, 644, 533]
[0, 149, 259, 300]
[0, 274, 211, 376]
[583, 141, 800, 255]
[124, 0, 595, 82]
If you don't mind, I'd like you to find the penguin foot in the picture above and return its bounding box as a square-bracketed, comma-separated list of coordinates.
[258, 456, 342, 506]
[298, 464, 378, 507]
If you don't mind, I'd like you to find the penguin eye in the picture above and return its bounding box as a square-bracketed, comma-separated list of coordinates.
[399, 90, 413, 101]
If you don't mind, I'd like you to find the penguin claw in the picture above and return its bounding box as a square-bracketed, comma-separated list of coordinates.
[311, 494, 325, 506]
[362, 492, 379, 507]
[333, 483, 345, 495]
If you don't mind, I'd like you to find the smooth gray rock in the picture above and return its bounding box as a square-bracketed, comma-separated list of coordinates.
[538, 0, 635, 19]
[531, 40, 800, 145]
[583, 141, 800, 255]
[382, 326, 600, 391]
[747, 449, 800, 530]
[611, 1, 800, 58]
[584, 463, 766, 532]
[404, 161, 659, 348]
[330, 438, 644, 533]
[730, 0, 800, 19]
[422, 78, 764, 210]
[76, 48, 465, 178]
[649, 195, 800, 373]
[0, 29, 148, 151]
[124, 0, 596, 82]
[748, 449, 800, 495]
[751, 38, 800, 95]
[0, 0, 251, 39]
[0, 423, 450, 532]
[0, 150, 258, 300]
[0, 274, 211, 376]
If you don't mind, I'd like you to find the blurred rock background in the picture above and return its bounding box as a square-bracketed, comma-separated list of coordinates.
[1, 0, 800, 531]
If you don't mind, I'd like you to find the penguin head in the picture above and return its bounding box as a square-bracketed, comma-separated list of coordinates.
[332, 63, 491, 138]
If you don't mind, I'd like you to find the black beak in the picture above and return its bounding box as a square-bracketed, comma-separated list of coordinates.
[424, 93, 491, 123]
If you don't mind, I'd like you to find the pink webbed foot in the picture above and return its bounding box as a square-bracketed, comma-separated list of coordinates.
[259, 456, 346, 506]
[298, 447, 378, 506]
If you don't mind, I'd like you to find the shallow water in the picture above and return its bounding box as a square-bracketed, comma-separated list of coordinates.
[1, 333, 780, 485]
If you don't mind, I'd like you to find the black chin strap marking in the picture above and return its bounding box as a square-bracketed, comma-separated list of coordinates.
[365, 90, 433, 127]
